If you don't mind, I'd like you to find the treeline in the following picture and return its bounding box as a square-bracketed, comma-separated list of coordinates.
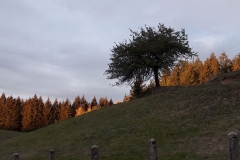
[160, 52, 240, 86]
[124, 52, 240, 100]
[0, 94, 113, 132]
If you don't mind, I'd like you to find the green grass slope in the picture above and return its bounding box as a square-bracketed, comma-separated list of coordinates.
[0, 73, 240, 159]
[0, 129, 24, 142]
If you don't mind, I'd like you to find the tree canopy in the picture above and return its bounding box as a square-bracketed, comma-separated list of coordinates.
[105, 23, 197, 87]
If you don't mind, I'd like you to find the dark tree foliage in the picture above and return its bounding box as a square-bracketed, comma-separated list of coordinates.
[130, 77, 147, 98]
[105, 23, 197, 87]
[3, 96, 22, 131]
[52, 99, 60, 123]
[80, 95, 88, 111]
[43, 98, 53, 126]
[108, 98, 114, 106]
[218, 52, 233, 73]
[0, 93, 7, 128]
[59, 98, 76, 121]
[72, 95, 81, 110]
[91, 96, 98, 108]
[99, 97, 109, 108]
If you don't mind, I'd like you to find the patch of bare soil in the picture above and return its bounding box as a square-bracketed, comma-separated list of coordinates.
[221, 77, 238, 84]
[221, 74, 240, 84]
[143, 86, 179, 97]
[210, 70, 240, 84]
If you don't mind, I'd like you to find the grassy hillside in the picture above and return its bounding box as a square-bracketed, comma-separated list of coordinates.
[0, 71, 240, 160]
[0, 129, 24, 142]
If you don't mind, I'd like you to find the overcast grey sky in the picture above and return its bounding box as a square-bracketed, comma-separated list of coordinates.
[0, 0, 239, 103]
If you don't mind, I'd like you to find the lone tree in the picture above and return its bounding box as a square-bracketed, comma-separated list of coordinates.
[105, 23, 197, 87]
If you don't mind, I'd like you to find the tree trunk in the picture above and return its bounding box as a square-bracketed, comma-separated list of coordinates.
[154, 68, 160, 87]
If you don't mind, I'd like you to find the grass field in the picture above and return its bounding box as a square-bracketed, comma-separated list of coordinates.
[0, 129, 24, 142]
[0, 71, 240, 160]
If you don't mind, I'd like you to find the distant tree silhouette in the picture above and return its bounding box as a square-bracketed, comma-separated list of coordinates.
[108, 98, 114, 106]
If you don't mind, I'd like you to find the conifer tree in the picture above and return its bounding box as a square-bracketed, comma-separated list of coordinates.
[43, 98, 53, 126]
[69, 100, 76, 118]
[199, 59, 210, 83]
[21, 95, 44, 131]
[21, 98, 37, 131]
[179, 61, 190, 85]
[59, 99, 75, 121]
[109, 98, 114, 106]
[59, 100, 69, 121]
[3, 96, 22, 131]
[168, 64, 181, 86]
[189, 62, 199, 85]
[80, 95, 88, 111]
[98, 97, 105, 108]
[52, 99, 60, 123]
[103, 97, 109, 107]
[218, 52, 232, 73]
[0, 93, 6, 129]
[2, 96, 14, 130]
[91, 96, 98, 109]
[15, 97, 23, 130]
[130, 77, 146, 98]
[72, 95, 81, 110]
[37, 96, 45, 128]
[199, 53, 220, 83]
[232, 53, 240, 71]
[208, 53, 220, 76]
[192, 57, 203, 85]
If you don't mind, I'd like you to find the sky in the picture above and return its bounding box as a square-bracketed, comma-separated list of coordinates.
[0, 0, 240, 103]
